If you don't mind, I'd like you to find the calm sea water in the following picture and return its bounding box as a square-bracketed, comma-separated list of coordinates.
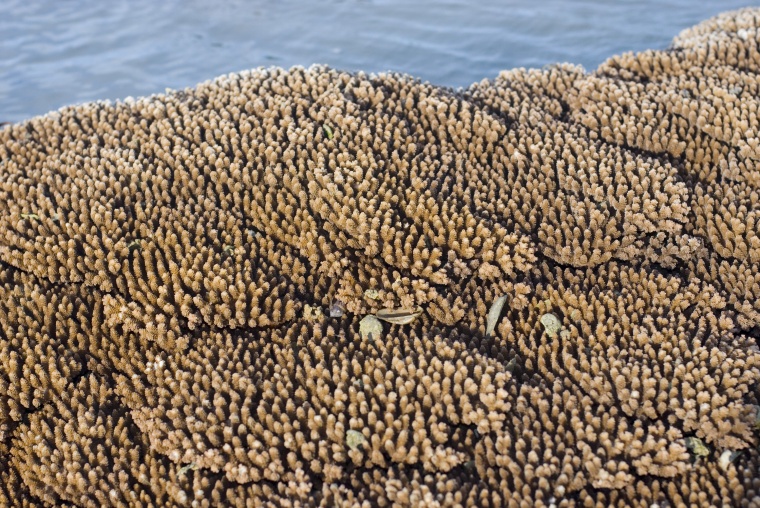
[0, 0, 756, 122]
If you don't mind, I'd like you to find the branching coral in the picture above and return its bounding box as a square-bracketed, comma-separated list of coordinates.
[1, 7, 760, 507]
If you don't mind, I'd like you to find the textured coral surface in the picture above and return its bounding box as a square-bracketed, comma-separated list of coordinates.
[2, 7, 760, 508]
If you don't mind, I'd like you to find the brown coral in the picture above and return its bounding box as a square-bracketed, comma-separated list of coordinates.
[1, 7, 760, 507]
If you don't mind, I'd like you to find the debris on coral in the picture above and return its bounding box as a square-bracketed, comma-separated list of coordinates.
[685, 437, 710, 460]
[345, 430, 366, 451]
[329, 298, 345, 317]
[719, 450, 741, 472]
[485, 295, 507, 337]
[539, 312, 562, 338]
[375, 306, 423, 325]
[358, 314, 383, 341]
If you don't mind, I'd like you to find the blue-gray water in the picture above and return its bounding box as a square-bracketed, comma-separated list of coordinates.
[0, 0, 756, 123]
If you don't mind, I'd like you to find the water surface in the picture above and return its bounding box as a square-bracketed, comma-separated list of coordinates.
[0, 0, 756, 122]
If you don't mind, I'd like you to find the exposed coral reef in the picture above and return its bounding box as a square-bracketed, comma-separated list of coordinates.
[1, 7, 760, 508]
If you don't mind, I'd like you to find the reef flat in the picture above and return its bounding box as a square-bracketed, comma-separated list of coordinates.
[1, 7, 760, 508]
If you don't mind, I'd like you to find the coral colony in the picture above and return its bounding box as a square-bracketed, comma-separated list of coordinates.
[1, 7, 760, 507]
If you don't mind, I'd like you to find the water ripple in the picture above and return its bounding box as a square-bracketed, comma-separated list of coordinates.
[0, 0, 755, 121]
